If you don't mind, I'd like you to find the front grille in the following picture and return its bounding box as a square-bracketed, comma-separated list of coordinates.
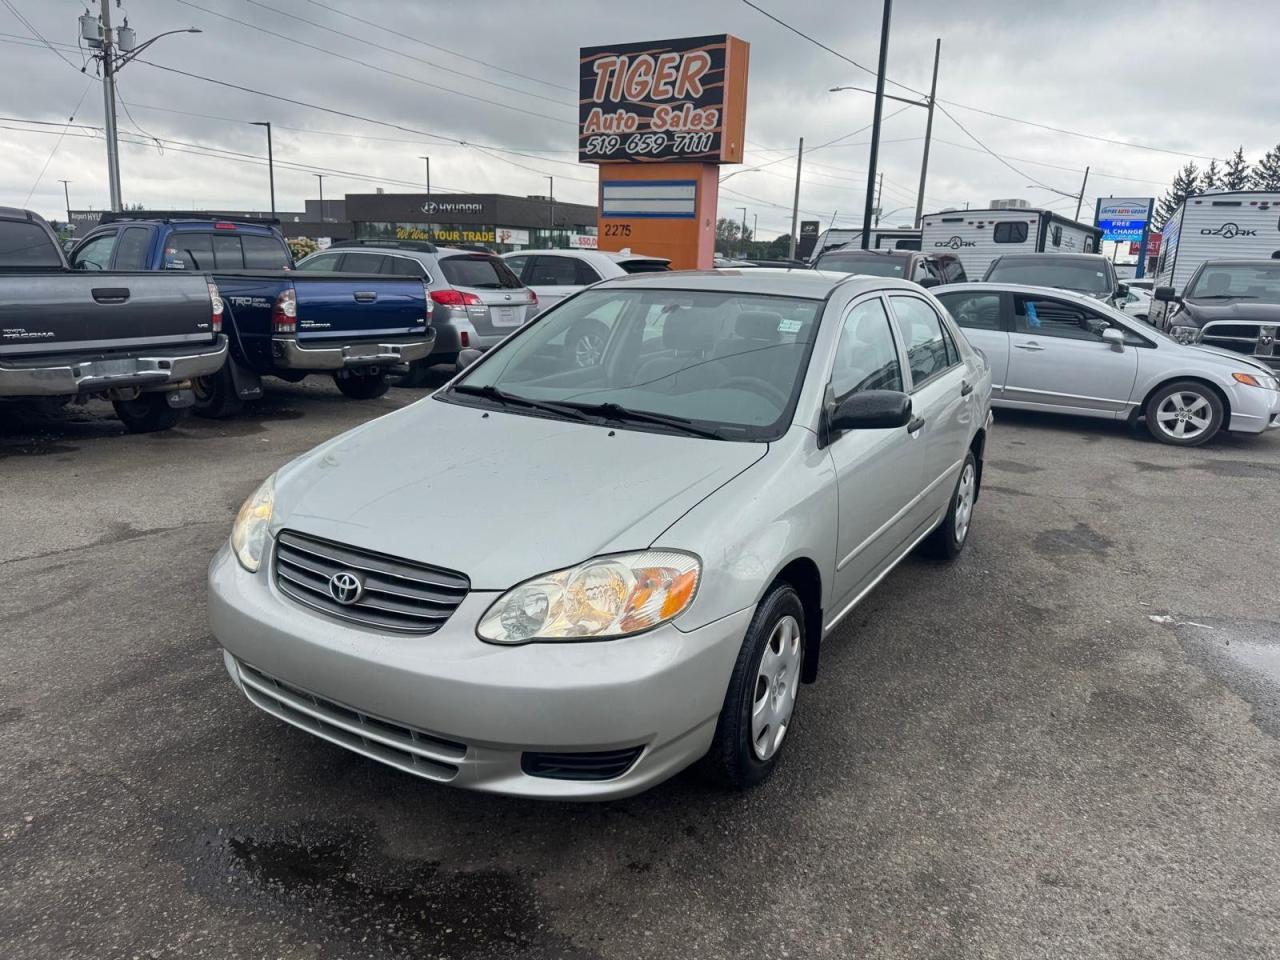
[1201, 322, 1277, 363]
[521, 747, 644, 781]
[274, 530, 469, 634]
[235, 658, 466, 782]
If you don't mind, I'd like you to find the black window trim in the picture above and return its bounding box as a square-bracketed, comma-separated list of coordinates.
[826, 291, 907, 404]
[886, 292, 965, 393]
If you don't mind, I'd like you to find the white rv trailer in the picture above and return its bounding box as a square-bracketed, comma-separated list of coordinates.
[1153, 191, 1280, 293]
[920, 208, 1102, 278]
[810, 226, 921, 260]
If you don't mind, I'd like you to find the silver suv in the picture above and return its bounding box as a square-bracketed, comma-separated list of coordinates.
[296, 241, 536, 385]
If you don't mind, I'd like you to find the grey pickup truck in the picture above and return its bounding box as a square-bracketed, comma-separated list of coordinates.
[0, 207, 227, 432]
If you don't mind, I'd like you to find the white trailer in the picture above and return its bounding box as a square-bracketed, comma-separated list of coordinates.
[920, 208, 1101, 278]
[810, 226, 921, 260]
[1153, 191, 1280, 293]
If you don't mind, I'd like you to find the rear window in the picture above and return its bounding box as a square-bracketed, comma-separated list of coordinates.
[212, 235, 244, 269]
[438, 254, 522, 289]
[166, 232, 214, 269]
[815, 253, 907, 278]
[0, 219, 62, 268]
[242, 234, 292, 269]
[619, 259, 670, 274]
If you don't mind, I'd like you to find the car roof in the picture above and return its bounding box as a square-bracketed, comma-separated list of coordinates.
[990, 252, 1106, 262]
[502, 248, 668, 263]
[1194, 258, 1280, 267]
[822, 247, 913, 258]
[937, 281, 1116, 306]
[596, 267, 919, 299]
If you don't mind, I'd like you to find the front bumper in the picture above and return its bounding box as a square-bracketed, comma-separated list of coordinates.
[208, 542, 751, 800]
[1228, 384, 1280, 433]
[0, 336, 227, 398]
[271, 333, 434, 371]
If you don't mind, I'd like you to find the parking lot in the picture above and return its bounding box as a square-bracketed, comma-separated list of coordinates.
[1, 378, 1277, 960]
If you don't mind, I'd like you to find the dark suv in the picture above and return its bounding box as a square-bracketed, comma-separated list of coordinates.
[1154, 259, 1280, 369]
[983, 253, 1127, 309]
[813, 248, 966, 287]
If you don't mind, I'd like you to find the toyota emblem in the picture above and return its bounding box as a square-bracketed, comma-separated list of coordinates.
[328, 571, 364, 605]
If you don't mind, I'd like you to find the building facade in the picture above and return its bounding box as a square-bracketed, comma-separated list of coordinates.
[344, 193, 598, 252]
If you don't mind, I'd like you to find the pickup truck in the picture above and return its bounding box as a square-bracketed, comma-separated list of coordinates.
[69, 215, 434, 416]
[0, 206, 227, 433]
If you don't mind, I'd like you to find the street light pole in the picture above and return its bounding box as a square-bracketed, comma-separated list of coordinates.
[315, 174, 325, 222]
[251, 122, 275, 218]
[789, 136, 804, 260]
[1074, 166, 1090, 222]
[738, 206, 748, 257]
[546, 176, 555, 247]
[860, 0, 893, 249]
[99, 0, 122, 211]
[874, 172, 884, 227]
[753, 213, 758, 255]
[58, 180, 72, 224]
[914, 38, 940, 227]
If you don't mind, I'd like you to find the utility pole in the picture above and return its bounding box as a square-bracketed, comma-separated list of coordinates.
[738, 206, 748, 257]
[251, 122, 275, 218]
[874, 172, 885, 227]
[546, 176, 555, 247]
[58, 180, 72, 224]
[860, 0, 892, 249]
[914, 38, 940, 227]
[315, 174, 325, 222]
[788, 136, 804, 260]
[99, 0, 121, 211]
[1074, 166, 1090, 222]
[752, 213, 758, 255]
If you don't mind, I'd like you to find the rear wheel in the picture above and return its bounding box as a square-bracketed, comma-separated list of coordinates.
[334, 371, 390, 400]
[192, 366, 244, 419]
[112, 393, 182, 433]
[921, 450, 977, 561]
[1145, 381, 1223, 446]
[707, 584, 805, 790]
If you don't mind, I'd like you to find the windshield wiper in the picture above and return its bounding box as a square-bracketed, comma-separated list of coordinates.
[559, 401, 725, 440]
[451, 383, 592, 421]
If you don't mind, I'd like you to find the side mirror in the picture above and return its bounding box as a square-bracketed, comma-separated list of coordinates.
[828, 390, 912, 433]
[456, 347, 483, 372]
[1153, 285, 1178, 302]
[1101, 327, 1126, 351]
[918, 275, 941, 288]
[1115, 282, 1129, 298]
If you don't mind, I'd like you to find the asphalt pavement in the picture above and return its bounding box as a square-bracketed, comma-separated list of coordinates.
[2, 379, 1279, 960]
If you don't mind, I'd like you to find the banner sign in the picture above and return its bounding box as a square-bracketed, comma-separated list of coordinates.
[601, 180, 697, 219]
[796, 220, 820, 259]
[569, 234, 598, 249]
[395, 224, 497, 245]
[1095, 197, 1153, 243]
[578, 34, 748, 164]
[496, 227, 530, 245]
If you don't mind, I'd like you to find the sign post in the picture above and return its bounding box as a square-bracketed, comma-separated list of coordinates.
[1094, 197, 1155, 279]
[579, 34, 750, 270]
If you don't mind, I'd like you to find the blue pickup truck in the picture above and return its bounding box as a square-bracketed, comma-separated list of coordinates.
[69, 215, 433, 415]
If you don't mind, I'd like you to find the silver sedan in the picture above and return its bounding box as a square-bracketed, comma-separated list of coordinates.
[935, 282, 1280, 446]
[209, 270, 992, 799]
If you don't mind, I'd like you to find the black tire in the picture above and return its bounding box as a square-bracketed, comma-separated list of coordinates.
[192, 365, 244, 419]
[1144, 380, 1224, 447]
[707, 583, 805, 790]
[396, 359, 433, 389]
[565, 318, 609, 368]
[921, 450, 978, 562]
[112, 393, 182, 433]
[334, 371, 391, 400]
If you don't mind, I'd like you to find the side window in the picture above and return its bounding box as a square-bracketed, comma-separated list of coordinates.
[296, 252, 340, 271]
[1051, 225, 1063, 247]
[72, 232, 118, 271]
[113, 227, 151, 270]
[937, 291, 1002, 331]
[575, 260, 603, 285]
[945, 258, 968, 283]
[1014, 296, 1114, 342]
[388, 256, 427, 278]
[212, 235, 244, 269]
[338, 252, 387, 273]
[165, 232, 214, 270]
[913, 258, 941, 284]
[504, 255, 530, 279]
[994, 222, 1028, 244]
[242, 234, 292, 269]
[830, 298, 904, 398]
[530, 256, 579, 286]
[888, 295, 955, 385]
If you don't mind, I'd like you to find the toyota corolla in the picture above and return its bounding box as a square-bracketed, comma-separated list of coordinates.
[209, 270, 993, 799]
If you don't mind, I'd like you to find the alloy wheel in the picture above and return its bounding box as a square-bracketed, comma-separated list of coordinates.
[1155, 391, 1212, 440]
[573, 332, 605, 367]
[954, 462, 976, 544]
[750, 614, 802, 761]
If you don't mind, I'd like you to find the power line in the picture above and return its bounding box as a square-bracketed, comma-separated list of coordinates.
[0, 0, 85, 72]
[22, 82, 93, 207]
[934, 103, 1072, 196]
[928, 137, 1171, 186]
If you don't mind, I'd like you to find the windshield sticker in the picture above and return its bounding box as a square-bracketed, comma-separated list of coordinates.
[778, 319, 802, 333]
[1026, 302, 1041, 328]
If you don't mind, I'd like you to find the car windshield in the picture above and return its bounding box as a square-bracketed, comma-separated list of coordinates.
[1186, 263, 1280, 303]
[448, 288, 824, 441]
[438, 254, 522, 289]
[814, 253, 906, 278]
[985, 258, 1110, 294]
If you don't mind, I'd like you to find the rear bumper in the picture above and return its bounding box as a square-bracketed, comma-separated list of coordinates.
[272, 333, 434, 371]
[0, 336, 227, 397]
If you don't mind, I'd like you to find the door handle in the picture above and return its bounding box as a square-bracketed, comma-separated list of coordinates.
[91, 287, 130, 303]
[960, 380, 974, 397]
[1013, 341, 1045, 351]
[907, 415, 926, 433]
[353, 291, 378, 302]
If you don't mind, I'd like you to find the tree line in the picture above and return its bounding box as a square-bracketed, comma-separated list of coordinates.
[1156, 143, 1280, 225]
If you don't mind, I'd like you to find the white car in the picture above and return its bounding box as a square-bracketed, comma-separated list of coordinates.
[502, 248, 670, 315]
[1118, 285, 1153, 322]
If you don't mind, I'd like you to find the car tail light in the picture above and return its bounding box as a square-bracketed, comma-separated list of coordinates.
[528, 289, 538, 306]
[213, 221, 237, 231]
[460, 331, 470, 348]
[430, 289, 482, 307]
[208, 281, 223, 334]
[273, 288, 297, 334]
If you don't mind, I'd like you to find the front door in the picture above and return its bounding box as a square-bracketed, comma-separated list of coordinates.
[1004, 293, 1140, 416]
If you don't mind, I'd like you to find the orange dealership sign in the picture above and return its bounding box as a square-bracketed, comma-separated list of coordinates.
[578, 35, 749, 164]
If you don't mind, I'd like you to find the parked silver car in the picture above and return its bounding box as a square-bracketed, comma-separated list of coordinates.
[935, 282, 1280, 445]
[209, 270, 993, 799]
[501, 248, 670, 314]
[297, 240, 537, 385]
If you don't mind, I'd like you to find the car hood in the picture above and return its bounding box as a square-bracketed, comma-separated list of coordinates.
[1187, 343, 1278, 376]
[1182, 299, 1280, 324]
[272, 398, 767, 588]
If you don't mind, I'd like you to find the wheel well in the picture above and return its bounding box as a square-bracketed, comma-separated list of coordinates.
[1136, 376, 1231, 424]
[770, 557, 824, 684]
[969, 428, 987, 498]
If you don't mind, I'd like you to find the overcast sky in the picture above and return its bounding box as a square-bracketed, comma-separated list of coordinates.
[3, 0, 1278, 237]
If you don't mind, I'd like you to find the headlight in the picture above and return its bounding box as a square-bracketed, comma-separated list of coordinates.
[1170, 324, 1200, 344]
[477, 550, 701, 644]
[1233, 372, 1280, 391]
[231, 474, 275, 572]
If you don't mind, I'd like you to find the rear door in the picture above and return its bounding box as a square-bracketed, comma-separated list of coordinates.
[524, 254, 598, 312]
[1003, 292, 1140, 416]
[437, 253, 535, 335]
[935, 289, 1009, 394]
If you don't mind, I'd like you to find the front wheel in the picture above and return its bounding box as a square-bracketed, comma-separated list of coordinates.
[707, 584, 805, 790]
[112, 393, 182, 433]
[1145, 381, 1223, 446]
[921, 450, 977, 561]
[334, 371, 390, 400]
